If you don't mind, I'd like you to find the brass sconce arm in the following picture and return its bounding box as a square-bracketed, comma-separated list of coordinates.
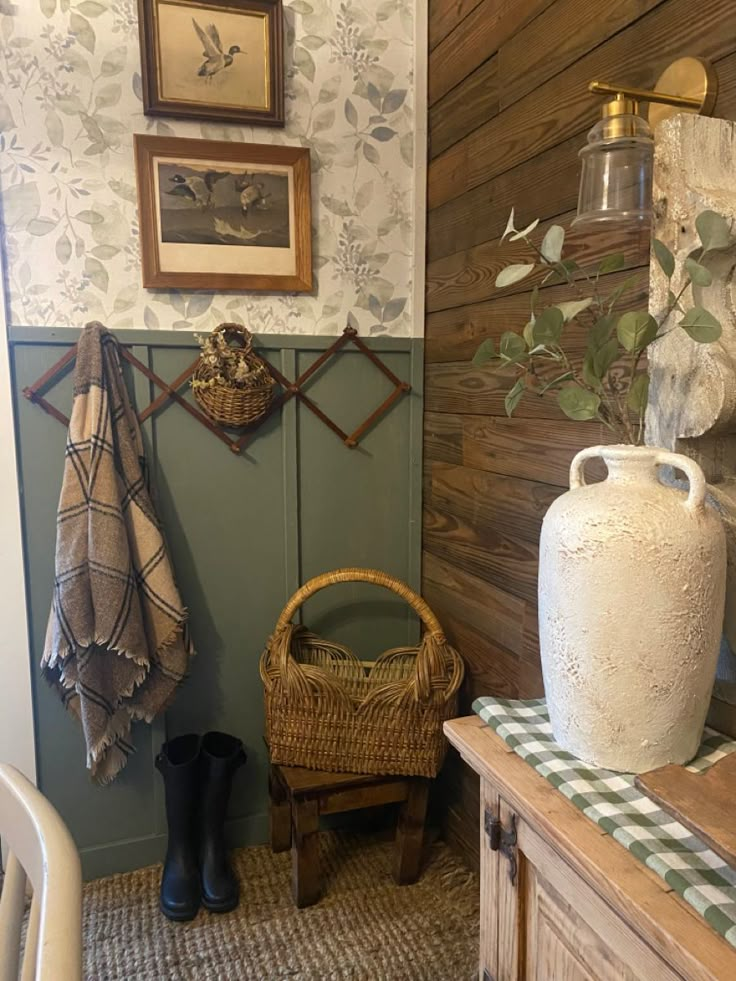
[589, 81, 701, 111]
[588, 59, 718, 129]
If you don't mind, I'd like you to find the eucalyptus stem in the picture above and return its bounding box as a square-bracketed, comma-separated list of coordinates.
[479, 209, 728, 430]
[652, 277, 692, 341]
[524, 237, 604, 317]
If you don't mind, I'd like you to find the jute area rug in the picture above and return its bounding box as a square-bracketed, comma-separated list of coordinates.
[83, 832, 479, 981]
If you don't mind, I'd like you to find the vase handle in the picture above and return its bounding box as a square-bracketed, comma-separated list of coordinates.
[569, 445, 706, 513]
[654, 450, 707, 513]
[569, 445, 606, 489]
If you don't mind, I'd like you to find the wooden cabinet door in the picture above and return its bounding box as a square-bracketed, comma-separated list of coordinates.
[481, 788, 681, 981]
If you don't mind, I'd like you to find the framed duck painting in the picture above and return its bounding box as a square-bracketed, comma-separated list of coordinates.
[137, 0, 284, 126]
[134, 135, 312, 291]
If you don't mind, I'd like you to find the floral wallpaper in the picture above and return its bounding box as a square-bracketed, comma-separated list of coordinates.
[0, 0, 417, 335]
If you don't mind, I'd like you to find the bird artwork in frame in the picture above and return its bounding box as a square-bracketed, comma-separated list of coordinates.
[134, 134, 312, 291]
[137, 0, 284, 126]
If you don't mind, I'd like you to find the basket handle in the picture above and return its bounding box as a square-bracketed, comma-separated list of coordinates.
[213, 322, 253, 351]
[274, 568, 444, 635]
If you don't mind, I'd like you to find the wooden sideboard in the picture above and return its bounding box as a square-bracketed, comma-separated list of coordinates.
[444, 716, 736, 981]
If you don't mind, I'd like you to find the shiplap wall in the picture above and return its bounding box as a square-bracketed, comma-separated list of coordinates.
[424, 0, 736, 867]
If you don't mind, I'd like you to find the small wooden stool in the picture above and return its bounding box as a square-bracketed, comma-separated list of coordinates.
[269, 762, 430, 908]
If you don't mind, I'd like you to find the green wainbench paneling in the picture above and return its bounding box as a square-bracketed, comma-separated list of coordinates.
[9, 327, 423, 879]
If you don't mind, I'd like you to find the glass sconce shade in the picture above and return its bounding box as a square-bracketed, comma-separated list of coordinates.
[573, 109, 654, 227]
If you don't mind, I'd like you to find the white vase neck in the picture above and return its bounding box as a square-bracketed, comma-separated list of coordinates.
[599, 446, 662, 486]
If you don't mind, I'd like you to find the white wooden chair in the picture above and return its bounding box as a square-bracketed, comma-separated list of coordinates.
[0, 764, 82, 981]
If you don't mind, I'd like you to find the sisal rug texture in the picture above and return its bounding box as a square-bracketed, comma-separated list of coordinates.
[83, 832, 479, 981]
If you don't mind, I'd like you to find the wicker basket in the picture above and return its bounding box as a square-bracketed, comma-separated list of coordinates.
[193, 323, 273, 427]
[260, 568, 465, 777]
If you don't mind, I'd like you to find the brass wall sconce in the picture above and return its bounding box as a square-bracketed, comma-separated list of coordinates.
[574, 57, 719, 227]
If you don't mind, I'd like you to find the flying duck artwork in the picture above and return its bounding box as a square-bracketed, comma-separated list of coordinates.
[235, 175, 273, 215]
[166, 171, 229, 209]
[158, 163, 290, 249]
[138, 1, 284, 126]
[135, 136, 309, 290]
[192, 19, 243, 80]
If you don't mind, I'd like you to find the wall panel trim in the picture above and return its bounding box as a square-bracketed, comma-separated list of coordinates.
[8, 326, 414, 352]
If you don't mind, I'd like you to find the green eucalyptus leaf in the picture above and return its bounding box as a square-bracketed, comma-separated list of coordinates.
[499, 331, 526, 360]
[531, 306, 564, 346]
[582, 337, 618, 391]
[598, 253, 625, 274]
[594, 337, 620, 379]
[472, 338, 496, 366]
[523, 319, 536, 349]
[495, 263, 535, 289]
[582, 352, 602, 391]
[653, 238, 675, 279]
[587, 314, 615, 353]
[504, 379, 525, 417]
[685, 256, 713, 287]
[540, 225, 565, 263]
[696, 210, 731, 252]
[556, 297, 593, 322]
[616, 310, 659, 352]
[627, 373, 650, 413]
[557, 386, 601, 421]
[680, 306, 722, 343]
[667, 289, 684, 313]
[530, 284, 540, 315]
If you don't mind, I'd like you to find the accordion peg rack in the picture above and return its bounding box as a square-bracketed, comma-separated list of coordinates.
[22, 326, 412, 455]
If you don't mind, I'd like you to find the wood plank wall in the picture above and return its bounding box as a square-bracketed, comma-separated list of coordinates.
[424, 0, 736, 868]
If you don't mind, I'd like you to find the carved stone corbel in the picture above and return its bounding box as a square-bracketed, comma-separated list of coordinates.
[646, 114, 736, 706]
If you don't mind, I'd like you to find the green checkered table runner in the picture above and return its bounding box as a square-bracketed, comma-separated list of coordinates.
[473, 696, 736, 947]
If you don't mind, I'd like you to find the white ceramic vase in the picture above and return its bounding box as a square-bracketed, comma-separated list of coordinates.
[538, 444, 727, 773]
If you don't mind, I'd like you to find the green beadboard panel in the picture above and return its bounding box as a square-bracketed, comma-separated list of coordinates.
[10, 330, 422, 880]
[296, 348, 422, 654]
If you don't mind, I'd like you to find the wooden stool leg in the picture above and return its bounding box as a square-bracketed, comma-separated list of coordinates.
[269, 766, 292, 853]
[394, 778, 430, 885]
[292, 797, 321, 908]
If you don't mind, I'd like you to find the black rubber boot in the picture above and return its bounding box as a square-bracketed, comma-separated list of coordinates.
[199, 731, 246, 913]
[156, 734, 201, 922]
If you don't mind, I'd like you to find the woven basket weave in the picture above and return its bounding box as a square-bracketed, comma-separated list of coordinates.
[260, 568, 465, 777]
[193, 323, 273, 427]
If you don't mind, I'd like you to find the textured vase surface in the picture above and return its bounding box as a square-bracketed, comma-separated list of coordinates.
[538, 444, 727, 773]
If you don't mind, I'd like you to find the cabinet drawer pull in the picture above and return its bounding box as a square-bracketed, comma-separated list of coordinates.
[484, 807, 518, 885]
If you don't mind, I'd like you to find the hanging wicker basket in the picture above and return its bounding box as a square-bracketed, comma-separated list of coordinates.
[260, 568, 465, 777]
[193, 323, 274, 427]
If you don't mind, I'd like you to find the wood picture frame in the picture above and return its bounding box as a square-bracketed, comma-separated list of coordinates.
[137, 0, 284, 127]
[134, 134, 312, 292]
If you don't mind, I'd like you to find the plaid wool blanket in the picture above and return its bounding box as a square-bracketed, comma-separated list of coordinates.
[42, 322, 193, 783]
